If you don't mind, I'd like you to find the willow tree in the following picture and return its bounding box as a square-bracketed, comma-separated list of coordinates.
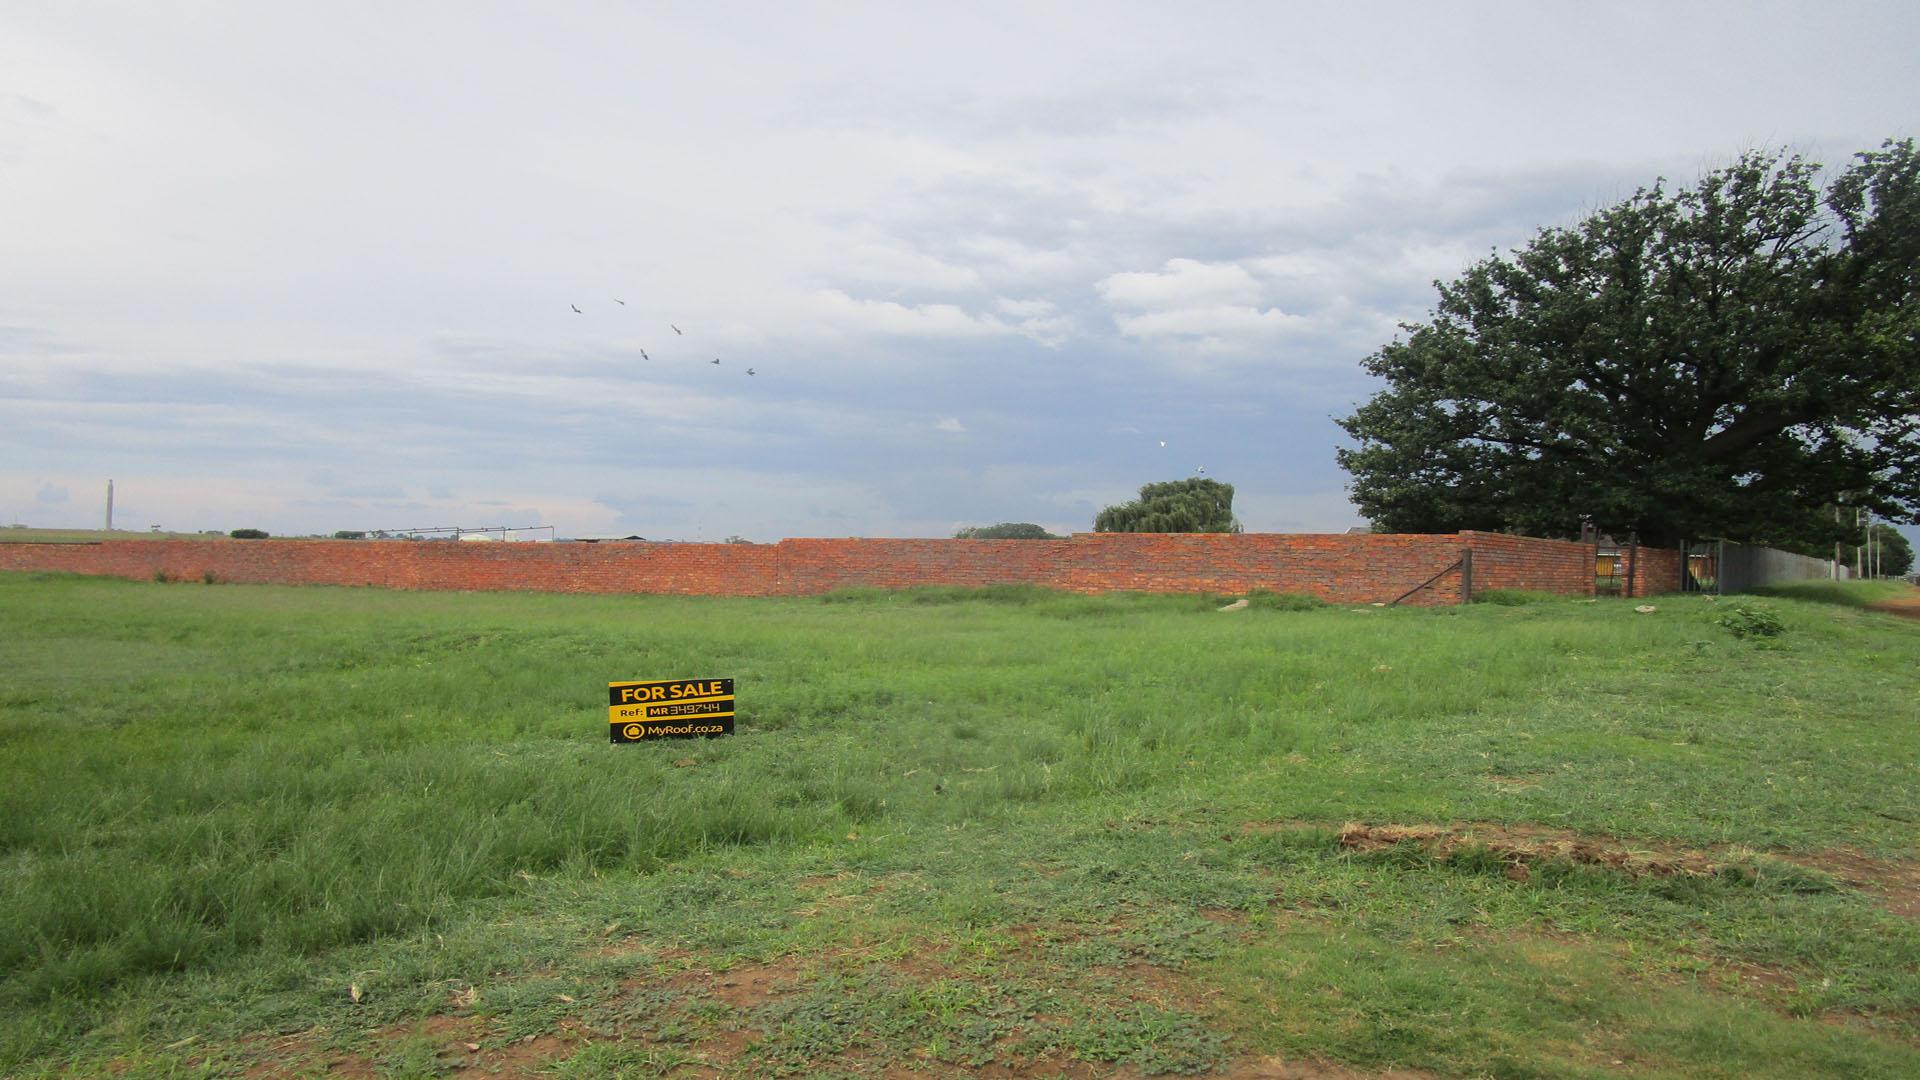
[1094, 478, 1241, 533]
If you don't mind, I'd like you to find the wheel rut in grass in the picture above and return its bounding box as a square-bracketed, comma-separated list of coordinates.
[1246, 818, 1920, 922]
[1867, 587, 1920, 620]
[1333, 821, 1724, 880]
[1779, 848, 1920, 920]
[1337, 821, 1920, 916]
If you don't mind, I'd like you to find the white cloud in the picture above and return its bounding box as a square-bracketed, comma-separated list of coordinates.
[1098, 259, 1267, 310]
[805, 289, 1014, 340]
[994, 296, 1074, 347]
[1096, 259, 1309, 354]
[934, 417, 967, 433]
[1111, 305, 1308, 342]
[835, 241, 985, 294]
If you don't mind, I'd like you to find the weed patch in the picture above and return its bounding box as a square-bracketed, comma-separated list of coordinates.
[1717, 600, 1787, 638]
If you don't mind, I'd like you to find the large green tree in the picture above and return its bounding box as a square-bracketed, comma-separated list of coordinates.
[1094, 479, 1242, 533]
[1338, 141, 1920, 547]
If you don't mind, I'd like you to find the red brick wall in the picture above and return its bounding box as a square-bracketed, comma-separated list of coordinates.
[1623, 544, 1685, 597]
[769, 533, 1471, 604]
[1459, 531, 1596, 597]
[0, 532, 1667, 604]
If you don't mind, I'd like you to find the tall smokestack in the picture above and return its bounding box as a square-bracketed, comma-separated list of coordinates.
[105, 479, 114, 532]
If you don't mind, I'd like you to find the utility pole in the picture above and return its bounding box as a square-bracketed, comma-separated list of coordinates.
[1856, 507, 1864, 578]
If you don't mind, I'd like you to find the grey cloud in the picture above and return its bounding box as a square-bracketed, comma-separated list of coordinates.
[7, 6, 1910, 541]
[330, 485, 409, 500]
[793, 77, 1248, 142]
[594, 492, 697, 518]
[3, 93, 55, 116]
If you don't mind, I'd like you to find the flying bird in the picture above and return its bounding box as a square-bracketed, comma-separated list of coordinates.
[710, 358, 721, 365]
[1196, 466, 1206, 474]
[1159, 440, 1166, 448]
[671, 325, 683, 335]
[613, 299, 626, 306]
[639, 349, 650, 361]
[570, 304, 581, 314]
[746, 368, 756, 376]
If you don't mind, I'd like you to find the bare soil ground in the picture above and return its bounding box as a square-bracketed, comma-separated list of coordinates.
[1868, 586, 1920, 620]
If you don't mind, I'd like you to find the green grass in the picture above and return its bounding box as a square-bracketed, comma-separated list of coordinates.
[2, 574, 1918, 1077]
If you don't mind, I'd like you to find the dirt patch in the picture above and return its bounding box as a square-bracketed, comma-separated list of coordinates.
[1483, 774, 1542, 789]
[1818, 1005, 1920, 1048]
[1784, 848, 1920, 919]
[242, 1042, 378, 1079]
[794, 872, 851, 889]
[690, 1023, 757, 1066]
[1336, 822, 1722, 878]
[238, 1028, 378, 1079]
[1867, 588, 1920, 620]
[448, 1032, 575, 1078]
[706, 962, 801, 1008]
[1719, 960, 1798, 995]
[621, 954, 817, 1008]
[888, 944, 966, 984]
[1217, 1060, 1442, 1079]
[1081, 958, 1204, 1007]
[240, 1021, 578, 1079]
[931, 1050, 1109, 1078]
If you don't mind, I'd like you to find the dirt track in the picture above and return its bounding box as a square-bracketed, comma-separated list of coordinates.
[1869, 586, 1920, 620]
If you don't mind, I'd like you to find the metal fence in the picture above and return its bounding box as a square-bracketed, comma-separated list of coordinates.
[1689, 540, 1849, 594]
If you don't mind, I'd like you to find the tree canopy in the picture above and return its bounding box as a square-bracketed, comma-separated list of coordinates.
[1338, 140, 1920, 547]
[1094, 479, 1241, 534]
[953, 522, 1062, 540]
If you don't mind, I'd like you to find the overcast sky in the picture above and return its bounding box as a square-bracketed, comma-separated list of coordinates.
[4, 2, 1917, 543]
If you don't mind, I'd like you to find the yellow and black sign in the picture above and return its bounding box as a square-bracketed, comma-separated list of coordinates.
[608, 678, 734, 742]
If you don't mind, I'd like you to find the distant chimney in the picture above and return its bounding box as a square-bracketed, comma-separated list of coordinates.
[105, 479, 114, 532]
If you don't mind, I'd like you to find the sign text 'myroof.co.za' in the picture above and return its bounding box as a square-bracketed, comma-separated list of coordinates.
[608, 678, 734, 742]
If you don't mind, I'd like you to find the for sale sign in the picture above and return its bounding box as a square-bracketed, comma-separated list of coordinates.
[608, 679, 734, 742]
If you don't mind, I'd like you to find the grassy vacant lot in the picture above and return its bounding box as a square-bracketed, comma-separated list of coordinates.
[2, 574, 1917, 1079]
